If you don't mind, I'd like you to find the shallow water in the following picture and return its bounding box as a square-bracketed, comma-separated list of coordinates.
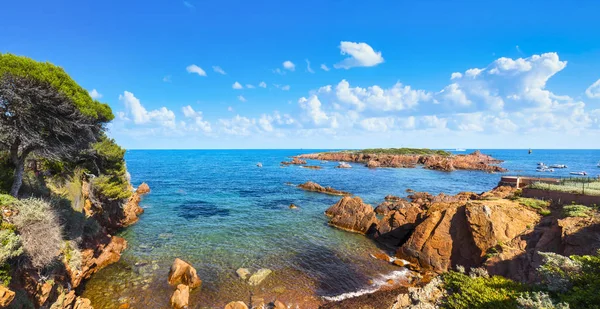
[82, 149, 600, 308]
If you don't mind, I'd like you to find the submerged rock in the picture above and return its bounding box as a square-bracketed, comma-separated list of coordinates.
[297, 181, 351, 196]
[236, 268, 251, 280]
[325, 196, 378, 234]
[248, 268, 272, 286]
[224, 301, 249, 309]
[302, 165, 322, 169]
[170, 284, 189, 309]
[168, 258, 202, 289]
[136, 182, 151, 194]
[289, 203, 298, 209]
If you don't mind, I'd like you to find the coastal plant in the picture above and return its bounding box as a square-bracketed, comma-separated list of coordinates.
[441, 270, 525, 309]
[529, 182, 600, 196]
[562, 205, 592, 218]
[88, 136, 132, 201]
[359, 148, 451, 156]
[61, 240, 82, 271]
[0, 263, 11, 286]
[12, 198, 62, 269]
[516, 292, 569, 309]
[0, 229, 23, 264]
[517, 198, 550, 215]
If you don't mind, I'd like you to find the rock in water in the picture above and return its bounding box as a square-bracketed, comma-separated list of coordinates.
[297, 181, 351, 196]
[289, 203, 298, 209]
[248, 268, 272, 286]
[325, 196, 378, 234]
[168, 258, 202, 288]
[170, 284, 189, 309]
[224, 301, 249, 309]
[236, 268, 251, 280]
[136, 182, 151, 194]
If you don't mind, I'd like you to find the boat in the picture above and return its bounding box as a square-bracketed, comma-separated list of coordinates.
[336, 162, 352, 169]
[570, 171, 587, 176]
[256, 162, 262, 168]
[536, 167, 554, 172]
[454, 148, 466, 152]
[537, 162, 544, 166]
[549, 164, 568, 169]
[597, 161, 600, 167]
[528, 149, 532, 154]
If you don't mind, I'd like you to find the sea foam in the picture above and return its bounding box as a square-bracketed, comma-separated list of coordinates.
[321, 269, 409, 302]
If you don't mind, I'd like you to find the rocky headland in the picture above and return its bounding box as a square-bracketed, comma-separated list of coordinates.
[297, 149, 506, 173]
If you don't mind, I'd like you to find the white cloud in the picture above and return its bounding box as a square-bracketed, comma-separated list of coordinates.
[586, 79, 600, 98]
[283, 60, 295, 71]
[281, 85, 290, 91]
[238, 95, 247, 102]
[212, 66, 226, 75]
[334, 41, 384, 69]
[232, 81, 243, 89]
[259, 81, 267, 88]
[321, 64, 330, 71]
[306, 59, 315, 73]
[334, 79, 431, 112]
[450, 72, 462, 80]
[298, 95, 329, 126]
[119, 91, 176, 128]
[186, 64, 206, 76]
[89, 89, 102, 99]
[218, 115, 256, 136]
[246, 84, 255, 89]
[360, 117, 395, 132]
[181, 105, 211, 133]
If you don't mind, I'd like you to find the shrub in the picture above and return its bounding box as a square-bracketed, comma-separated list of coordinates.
[0, 229, 23, 264]
[562, 205, 592, 218]
[61, 241, 82, 271]
[517, 198, 550, 215]
[0, 263, 11, 286]
[89, 136, 132, 201]
[12, 198, 62, 269]
[0, 193, 16, 206]
[442, 269, 525, 309]
[516, 291, 569, 309]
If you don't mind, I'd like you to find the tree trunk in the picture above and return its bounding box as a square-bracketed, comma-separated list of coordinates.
[10, 157, 24, 197]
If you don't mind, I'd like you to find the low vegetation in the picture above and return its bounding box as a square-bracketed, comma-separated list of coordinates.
[440, 250, 600, 309]
[355, 148, 452, 156]
[563, 205, 593, 218]
[530, 181, 600, 196]
[517, 197, 551, 216]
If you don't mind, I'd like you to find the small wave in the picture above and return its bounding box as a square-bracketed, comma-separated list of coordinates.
[321, 269, 409, 302]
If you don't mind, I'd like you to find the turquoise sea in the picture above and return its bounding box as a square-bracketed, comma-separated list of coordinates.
[82, 149, 600, 308]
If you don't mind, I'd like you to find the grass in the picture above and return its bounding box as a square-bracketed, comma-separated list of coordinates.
[563, 205, 593, 218]
[530, 182, 600, 196]
[340, 148, 451, 156]
[517, 197, 551, 216]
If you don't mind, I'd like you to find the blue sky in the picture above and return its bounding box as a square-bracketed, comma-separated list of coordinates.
[2, 0, 600, 149]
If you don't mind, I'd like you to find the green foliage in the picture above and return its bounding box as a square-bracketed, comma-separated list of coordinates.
[530, 182, 600, 196]
[0, 193, 16, 206]
[517, 198, 551, 215]
[562, 205, 592, 218]
[90, 136, 131, 200]
[61, 241, 82, 271]
[0, 263, 11, 286]
[516, 292, 569, 309]
[0, 154, 14, 194]
[538, 251, 600, 309]
[0, 53, 113, 121]
[442, 270, 525, 309]
[0, 229, 23, 264]
[354, 148, 452, 156]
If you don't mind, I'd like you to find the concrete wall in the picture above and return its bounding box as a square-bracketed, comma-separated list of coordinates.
[522, 188, 600, 206]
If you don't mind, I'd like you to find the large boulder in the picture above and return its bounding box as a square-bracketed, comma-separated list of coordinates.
[168, 258, 202, 289]
[0, 285, 15, 307]
[325, 196, 378, 234]
[374, 196, 411, 215]
[136, 182, 151, 194]
[375, 204, 424, 247]
[297, 181, 351, 196]
[170, 284, 189, 309]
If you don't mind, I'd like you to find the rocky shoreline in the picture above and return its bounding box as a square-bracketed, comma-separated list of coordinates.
[297, 150, 506, 173]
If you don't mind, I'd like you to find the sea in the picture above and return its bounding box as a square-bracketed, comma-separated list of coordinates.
[81, 149, 600, 308]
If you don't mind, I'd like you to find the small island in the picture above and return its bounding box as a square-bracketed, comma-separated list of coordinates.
[296, 148, 506, 173]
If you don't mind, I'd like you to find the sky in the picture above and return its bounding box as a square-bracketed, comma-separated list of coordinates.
[2, 0, 600, 149]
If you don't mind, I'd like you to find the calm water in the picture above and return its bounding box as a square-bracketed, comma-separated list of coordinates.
[82, 149, 600, 308]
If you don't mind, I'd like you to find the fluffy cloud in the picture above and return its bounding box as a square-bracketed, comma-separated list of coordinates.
[298, 95, 329, 126]
[119, 91, 176, 128]
[238, 95, 247, 102]
[246, 84, 255, 89]
[259, 81, 267, 88]
[281, 85, 290, 91]
[212, 66, 226, 75]
[89, 89, 102, 99]
[218, 115, 256, 136]
[586, 79, 600, 98]
[334, 41, 384, 69]
[232, 81, 243, 89]
[181, 105, 211, 133]
[359, 117, 395, 132]
[186, 64, 206, 76]
[334, 79, 431, 112]
[283, 60, 295, 71]
[321, 64, 330, 71]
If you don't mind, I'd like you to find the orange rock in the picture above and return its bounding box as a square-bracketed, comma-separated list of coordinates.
[224, 301, 249, 309]
[168, 258, 202, 288]
[386, 279, 394, 285]
[170, 284, 190, 309]
[371, 251, 392, 262]
[297, 181, 351, 196]
[273, 300, 287, 309]
[136, 182, 151, 194]
[0, 285, 15, 307]
[325, 196, 378, 234]
[118, 303, 131, 309]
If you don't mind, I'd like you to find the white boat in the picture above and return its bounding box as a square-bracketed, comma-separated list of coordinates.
[537, 162, 544, 166]
[256, 162, 263, 168]
[549, 164, 568, 168]
[536, 168, 554, 172]
[597, 161, 600, 168]
[570, 171, 587, 176]
[454, 148, 466, 152]
[336, 162, 352, 169]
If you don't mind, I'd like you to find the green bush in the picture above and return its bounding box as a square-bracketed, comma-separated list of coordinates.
[530, 182, 600, 196]
[89, 136, 131, 201]
[442, 269, 525, 309]
[0, 263, 11, 286]
[0, 229, 23, 264]
[12, 198, 62, 269]
[562, 205, 592, 218]
[516, 292, 569, 309]
[517, 198, 551, 215]
[356, 148, 452, 156]
[61, 241, 82, 271]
